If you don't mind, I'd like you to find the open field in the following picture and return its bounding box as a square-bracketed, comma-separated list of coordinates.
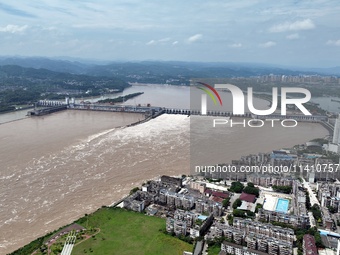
[207, 244, 221, 255]
[263, 193, 277, 211]
[72, 207, 193, 255]
[261, 191, 292, 212]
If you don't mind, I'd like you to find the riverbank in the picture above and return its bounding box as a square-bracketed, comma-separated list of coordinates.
[0, 105, 34, 115]
[97, 92, 144, 104]
[14, 206, 193, 255]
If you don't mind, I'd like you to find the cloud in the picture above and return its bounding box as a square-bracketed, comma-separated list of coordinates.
[187, 34, 202, 43]
[269, 19, 315, 33]
[146, 38, 171, 45]
[259, 41, 276, 48]
[0, 3, 36, 18]
[172, 41, 178, 45]
[326, 39, 340, 46]
[229, 43, 242, 48]
[0, 24, 28, 33]
[286, 33, 300, 40]
[146, 40, 156, 45]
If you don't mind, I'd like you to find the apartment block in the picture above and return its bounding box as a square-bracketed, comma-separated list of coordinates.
[303, 234, 318, 255]
[257, 208, 310, 229]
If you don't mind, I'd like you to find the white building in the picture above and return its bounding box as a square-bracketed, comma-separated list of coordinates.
[333, 115, 340, 144]
[326, 115, 340, 154]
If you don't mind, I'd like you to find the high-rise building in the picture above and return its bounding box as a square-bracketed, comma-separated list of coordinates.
[333, 114, 340, 144]
[326, 114, 340, 154]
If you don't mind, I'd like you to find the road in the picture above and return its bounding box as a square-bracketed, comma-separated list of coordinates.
[302, 178, 320, 206]
[60, 234, 76, 255]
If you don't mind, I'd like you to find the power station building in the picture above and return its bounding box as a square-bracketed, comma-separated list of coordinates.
[327, 114, 340, 154]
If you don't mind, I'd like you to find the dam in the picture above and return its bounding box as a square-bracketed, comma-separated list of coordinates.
[27, 98, 329, 124]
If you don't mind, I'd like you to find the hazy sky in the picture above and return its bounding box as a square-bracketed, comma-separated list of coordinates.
[0, 0, 340, 67]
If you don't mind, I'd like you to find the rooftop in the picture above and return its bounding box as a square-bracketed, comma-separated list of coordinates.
[239, 192, 256, 203]
[303, 234, 318, 255]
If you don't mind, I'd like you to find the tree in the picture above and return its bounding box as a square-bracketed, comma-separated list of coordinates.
[305, 190, 311, 210]
[222, 198, 230, 208]
[246, 210, 255, 217]
[129, 187, 139, 195]
[227, 214, 234, 225]
[243, 187, 259, 197]
[247, 182, 255, 187]
[233, 209, 246, 217]
[310, 204, 322, 222]
[314, 231, 325, 248]
[229, 182, 244, 193]
[232, 199, 242, 209]
[272, 185, 292, 194]
[255, 203, 263, 213]
[328, 206, 337, 214]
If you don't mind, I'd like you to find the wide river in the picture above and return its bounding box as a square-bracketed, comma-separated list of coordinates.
[0, 84, 329, 254]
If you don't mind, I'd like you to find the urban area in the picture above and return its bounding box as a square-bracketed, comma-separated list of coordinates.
[119, 115, 340, 255]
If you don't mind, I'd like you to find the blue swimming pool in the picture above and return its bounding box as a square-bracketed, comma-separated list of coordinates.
[275, 198, 289, 213]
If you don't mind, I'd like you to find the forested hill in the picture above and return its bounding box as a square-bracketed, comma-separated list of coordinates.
[0, 65, 128, 89]
[0, 65, 129, 112]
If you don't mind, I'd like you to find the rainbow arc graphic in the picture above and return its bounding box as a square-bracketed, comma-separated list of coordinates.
[196, 82, 223, 106]
[195, 82, 223, 115]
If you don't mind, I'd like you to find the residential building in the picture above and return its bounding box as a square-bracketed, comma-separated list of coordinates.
[161, 175, 182, 187]
[233, 218, 295, 244]
[303, 234, 318, 255]
[159, 189, 195, 210]
[257, 208, 310, 229]
[220, 241, 290, 255]
[190, 181, 206, 193]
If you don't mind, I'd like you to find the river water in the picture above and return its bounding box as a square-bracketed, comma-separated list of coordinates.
[311, 96, 340, 114]
[0, 84, 329, 254]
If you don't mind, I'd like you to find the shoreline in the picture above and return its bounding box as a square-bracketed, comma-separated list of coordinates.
[11, 174, 163, 255]
[0, 116, 28, 125]
[0, 106, 34, 115]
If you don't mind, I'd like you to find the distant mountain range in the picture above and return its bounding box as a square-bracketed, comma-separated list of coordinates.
[0, 56, 339, 80]
[0, 57, 89, 74]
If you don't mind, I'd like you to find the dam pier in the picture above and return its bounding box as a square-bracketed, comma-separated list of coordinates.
[28, 98, 329, 124]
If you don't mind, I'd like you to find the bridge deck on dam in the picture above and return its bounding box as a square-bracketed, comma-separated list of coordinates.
[28, 100, 329, 124]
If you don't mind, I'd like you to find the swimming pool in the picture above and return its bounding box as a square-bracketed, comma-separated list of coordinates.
[275, 198, 289, 213]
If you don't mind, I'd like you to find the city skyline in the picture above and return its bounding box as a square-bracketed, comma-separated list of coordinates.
[0, 0, 340, 67]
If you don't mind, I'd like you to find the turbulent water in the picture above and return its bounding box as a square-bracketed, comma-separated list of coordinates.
[0, 112, 190, 254]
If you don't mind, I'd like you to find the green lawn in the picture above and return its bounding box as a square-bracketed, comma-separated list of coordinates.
[207, 244, 221, 255]
[72, 207, 193, 255]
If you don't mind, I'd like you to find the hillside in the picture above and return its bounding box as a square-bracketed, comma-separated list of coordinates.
[0, 65, 129, 112]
